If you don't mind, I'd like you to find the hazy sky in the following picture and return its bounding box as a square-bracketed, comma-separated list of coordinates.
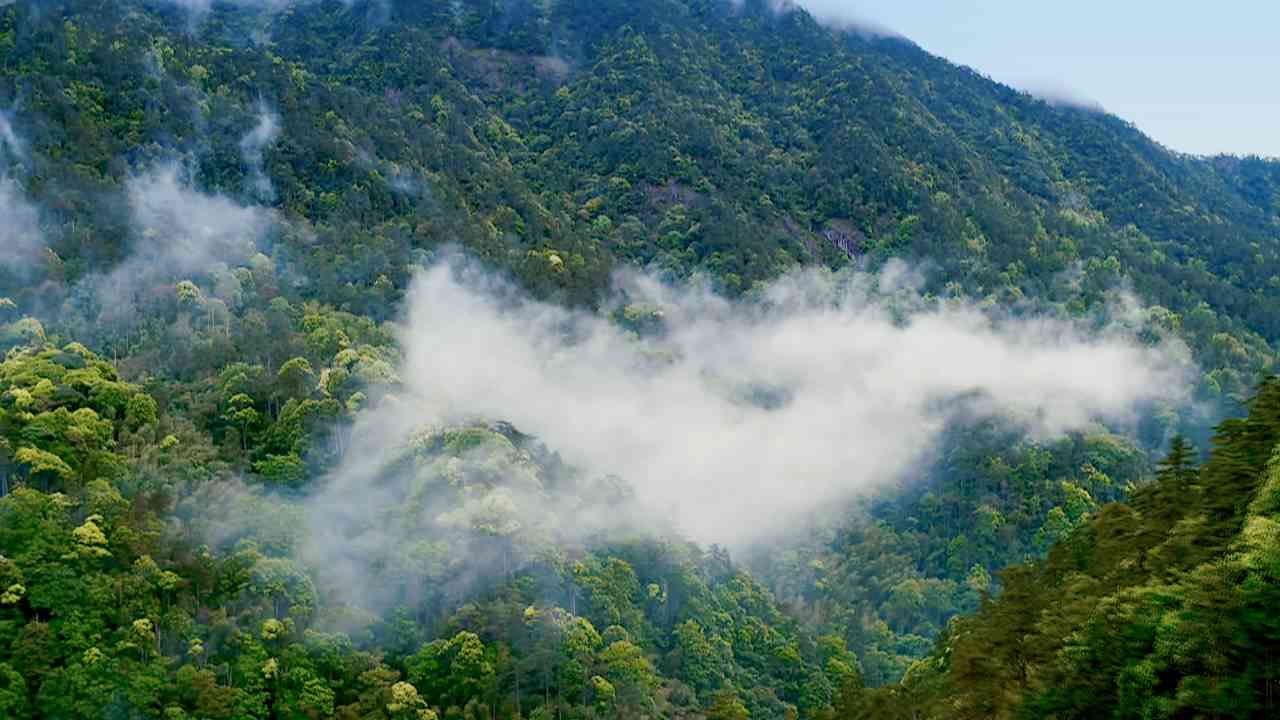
[798, 1, 1280, 158]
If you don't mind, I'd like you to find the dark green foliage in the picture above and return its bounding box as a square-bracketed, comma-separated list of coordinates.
[836, 381, 1280, 719]
[0, 0, 1276, 409]
[1, 0, 1278, 716]
[750, 426, 1148, 684]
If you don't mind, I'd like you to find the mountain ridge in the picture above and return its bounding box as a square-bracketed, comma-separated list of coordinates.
[1, 1, 1279, 718]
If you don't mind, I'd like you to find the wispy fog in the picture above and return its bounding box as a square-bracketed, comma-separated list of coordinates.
[240, 102, 281, 201]
[345, 258, 1191, 547]
[0, 112, 42, 269]
[0, 179, 43, 266]
[78, 163, 272, 325]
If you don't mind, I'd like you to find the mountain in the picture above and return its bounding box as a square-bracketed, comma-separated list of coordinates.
[4, 0, 1279, 400]
[0, 1, 1278, 718]
[833, 382, 1280, 719]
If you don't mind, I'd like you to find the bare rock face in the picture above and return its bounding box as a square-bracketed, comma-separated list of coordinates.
[822, 220, 866, 258]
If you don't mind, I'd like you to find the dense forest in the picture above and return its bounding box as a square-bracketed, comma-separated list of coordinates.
[833, 384, 1280, 719]
[1, 0, 1279, 718]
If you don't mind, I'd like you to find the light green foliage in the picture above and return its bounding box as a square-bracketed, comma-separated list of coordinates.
[252, 453, 306, 487]
[1033, 506, 1074, 551]
[573, 557, 646, 639]
[1, 318, 45, 349]
[673, 620, 722, 693]
[407, 631, 496, 712]
[125, 394, 158, 433]
[14, 447, 74, 483]
[0, 0, 1275, 717]
[0, 345, 152, 492]
[261, 618, 286, 641]
[706, 689, 751, 720]
[276, 357, 315, 399]
[69, 517, 111, 559]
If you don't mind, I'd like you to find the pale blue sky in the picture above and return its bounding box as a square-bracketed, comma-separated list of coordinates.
[796, 1, 1280, 158]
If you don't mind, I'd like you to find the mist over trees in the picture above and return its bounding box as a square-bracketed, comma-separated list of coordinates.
[0, 0, 1278, 718]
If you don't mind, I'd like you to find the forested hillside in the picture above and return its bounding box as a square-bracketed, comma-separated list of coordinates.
[1, 0, 1278, 718]
[833, 381, 1280, 719]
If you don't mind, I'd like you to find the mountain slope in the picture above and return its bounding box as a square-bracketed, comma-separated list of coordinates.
[832, 381, 1280, 719]
[2, 0, 1278, 401]
[1, 1, 1279, 718]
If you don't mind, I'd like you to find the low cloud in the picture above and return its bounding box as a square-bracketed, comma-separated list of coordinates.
[240, 102, 281, 201]
[1016, 78, 1106, 113]
[175, 256, 1192, 619]
[0, 110, 26, 165]
[334, 258, 1189, 548]
[753, 0, 905, 39]
[77, 163, 272, 326]
[156, 0, 295, 17]
[155, 0, 215, 13]
[0, 179, 44, 267]
[354, 146, 429, 198]
[125, 163, 270, 278]
[0, 113, 42, 272]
